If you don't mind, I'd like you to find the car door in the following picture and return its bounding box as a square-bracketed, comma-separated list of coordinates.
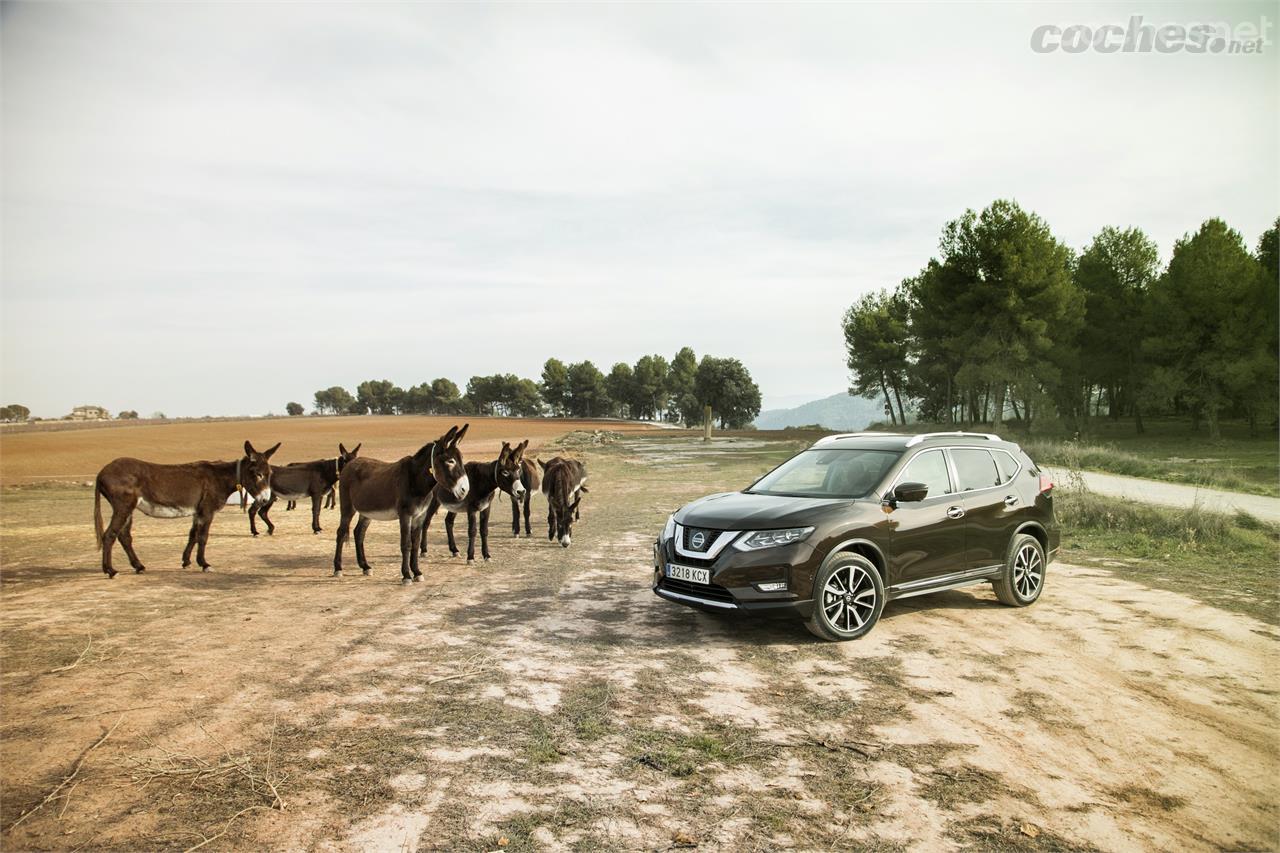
[886, 449, 966, 587]
[950, 447, 1017, 571]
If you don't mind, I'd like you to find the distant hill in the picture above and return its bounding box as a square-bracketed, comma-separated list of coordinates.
[754, 393, 884, 431]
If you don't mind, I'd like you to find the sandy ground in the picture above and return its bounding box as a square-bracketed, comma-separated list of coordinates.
[0, 432, 1275, 851]
[0, 415, 656, 487]
[1043, 466, 1280, 524]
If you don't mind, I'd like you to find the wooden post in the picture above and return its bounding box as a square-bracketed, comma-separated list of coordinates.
[703, 405, 713, 442]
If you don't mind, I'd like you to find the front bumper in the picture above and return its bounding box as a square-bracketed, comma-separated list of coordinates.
[650, 536, 816, 618]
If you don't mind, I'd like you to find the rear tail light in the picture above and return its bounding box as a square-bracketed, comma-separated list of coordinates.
[1039, 472, 1054, 494]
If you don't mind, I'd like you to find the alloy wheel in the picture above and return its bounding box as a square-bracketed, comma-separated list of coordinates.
[1013, 543, 1043, 600]
[822, 564, 878, 633]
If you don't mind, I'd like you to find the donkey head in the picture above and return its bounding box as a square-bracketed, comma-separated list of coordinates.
[495, 440, 528, 498]
[427, 424, 470, 500]
[337, 442, 362, 474]
[241, 440, 280, 499]
[554, 489, 581, 548]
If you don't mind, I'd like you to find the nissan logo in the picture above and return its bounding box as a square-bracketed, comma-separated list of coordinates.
[690, 531, 707, 549]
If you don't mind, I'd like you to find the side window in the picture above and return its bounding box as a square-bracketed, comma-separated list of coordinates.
[951, 448, 1001, 491]
[898, 450, 952, 498]
[994, 451, 1020, 483]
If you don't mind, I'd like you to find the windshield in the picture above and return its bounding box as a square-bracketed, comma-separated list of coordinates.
[747, 449, 901, 499]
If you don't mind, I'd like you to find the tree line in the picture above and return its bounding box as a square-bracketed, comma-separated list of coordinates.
[305, 347, 762, 428]
[843, 200, 1279, 438]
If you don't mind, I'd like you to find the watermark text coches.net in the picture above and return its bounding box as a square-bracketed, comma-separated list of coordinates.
[1032, 15, 1272, 54]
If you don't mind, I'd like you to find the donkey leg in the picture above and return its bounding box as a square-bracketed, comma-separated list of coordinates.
[465, 510, 477, 563]
[195, 515, 214, 570]
[409, 518, 423, 580]
[511, 495, 521, 536]
[547, 505, 556, 542]
[354, 516, 373, 574]
[333, 508, 354, 575]
[102, 503, 133, 578]
[523, 493, 533, 536]
[249, 502, 261, 537]
[445, 512, 459, 557]
[182, 517, 200, 568]
[119, 517, 146, 572]
[259, 495, 277, 536]
[479, 507, 491, 561]
[310, 494, 322, 534]
[419, 500, 440, 556]
[397, 514, 414, 583]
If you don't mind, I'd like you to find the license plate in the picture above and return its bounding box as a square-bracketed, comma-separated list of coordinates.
[666, 563, 710, 585]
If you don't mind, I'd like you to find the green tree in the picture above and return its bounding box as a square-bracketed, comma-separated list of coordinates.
[509, 378, 544, 417]
[842, 289, 911, 424]
[932, 200, 1081, 428]
[0, 404, 30, 422]
[694, 356, 762, 429]
[668, 346, 699, 425]
[285, 402, 305, 416]
[606, 362, 635, 418]
[314, 386, 355, 415]
[117, 409, 139, 420]
[1074, 226, 1159, 432]
[356, 380, 403, 415]
[401, 383, 434, 414]
[632, 354, 669, 420]
[1145, 218, 1263, 439]
[540, 358, 571, 417]
[566, 361, 608, 417]
[430, 378, 462, 414]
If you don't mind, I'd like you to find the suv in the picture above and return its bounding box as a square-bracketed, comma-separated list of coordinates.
[652, 432, 1058, 641]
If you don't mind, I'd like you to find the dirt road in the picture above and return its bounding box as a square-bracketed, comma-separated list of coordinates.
[1, 435, 1275, 851]
[1044, 465, 1280, 523]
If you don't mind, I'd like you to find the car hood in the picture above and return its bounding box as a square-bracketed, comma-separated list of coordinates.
[675, 491, 866, 530]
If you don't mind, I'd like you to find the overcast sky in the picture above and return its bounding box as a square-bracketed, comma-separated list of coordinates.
[3, 1, 1276, 418]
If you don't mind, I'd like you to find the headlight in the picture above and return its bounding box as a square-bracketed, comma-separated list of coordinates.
[661, 513, 676, 541]
[734, 527, 815, 551]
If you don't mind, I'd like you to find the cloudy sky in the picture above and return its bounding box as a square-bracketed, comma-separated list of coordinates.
[3, 1, 1276, 418]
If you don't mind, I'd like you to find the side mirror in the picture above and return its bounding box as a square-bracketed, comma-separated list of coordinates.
[892, 481, 929, 503]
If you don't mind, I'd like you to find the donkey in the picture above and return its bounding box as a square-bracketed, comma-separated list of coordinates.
[539, 456, 588, 548]
[94, 441, 280, 577]
[250, 443, 360, 536]
[420, 440, 528, 562]
[334, 424, 469, 583]
[509, 455, 541, 537]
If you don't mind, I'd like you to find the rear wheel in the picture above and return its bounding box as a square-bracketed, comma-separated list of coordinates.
[993, 533, 1045, 606]
[805, 555, 885, 642]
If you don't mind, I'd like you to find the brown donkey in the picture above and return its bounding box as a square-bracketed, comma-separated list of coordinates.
[539, 456, 588, 548]
[420, 440, 528, 562]
[94, 441, 280, 577]
[334, 424, 469, 583]
[509, 455, 541, 537]
[249, 443, 360, 536]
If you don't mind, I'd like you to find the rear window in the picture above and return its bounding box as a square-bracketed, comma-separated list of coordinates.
[951, 448, 1002, 491]
[994, 450, 1020, 483]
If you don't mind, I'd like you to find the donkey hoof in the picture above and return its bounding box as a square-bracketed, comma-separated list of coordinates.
[251, 531, 259, 537]
[483, 556, 491, 562]
[333, 569, 343, 577]
[182, 561, 191, 569]
[412, 575, 423, 583]
[201, 565, 212, 572]
[361, 569, 371, 576]
[134, 567, 146, 574]
[104, 569, 117, 579]
[466, 558, 475, 565]
[401, 577, 412, 585]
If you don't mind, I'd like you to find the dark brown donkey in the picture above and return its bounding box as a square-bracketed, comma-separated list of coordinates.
[539, 456, 588, 548]
[509, 455, 541, 537]
[249, 443, 360, 536]
[94, 441, 280, 577]
[334, 424, 470, 583]
[420, 440, 528, 562]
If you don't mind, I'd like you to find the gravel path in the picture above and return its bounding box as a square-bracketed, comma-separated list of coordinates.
[1043, 466, 1280, 523]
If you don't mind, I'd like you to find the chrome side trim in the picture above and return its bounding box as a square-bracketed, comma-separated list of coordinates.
[655, 587, 738, 610]
[889, 565, 1003, 593]
[890, 575, 992, 600]
[673, 524, 738, 560]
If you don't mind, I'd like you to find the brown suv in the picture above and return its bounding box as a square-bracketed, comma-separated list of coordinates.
[652, 432, 1058, 641]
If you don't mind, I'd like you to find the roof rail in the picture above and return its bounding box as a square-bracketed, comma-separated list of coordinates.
[814, 432, 903, 445]
[905, 431, 1001, 447]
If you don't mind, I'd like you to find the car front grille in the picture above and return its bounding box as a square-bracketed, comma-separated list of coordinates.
[657, 576, 736, 604]
[681, 525, 720, 554]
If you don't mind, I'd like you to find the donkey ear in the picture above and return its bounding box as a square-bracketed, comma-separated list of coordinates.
[517, 439, 529, 454]
[439, 425, 458, 445]
[453, 423, 469, 444]
[244, 440, 256, 457]
[263, 442, 281, 459]
[339, 443, 348, 456]
[537, 458, 547, 471]
[350, 442, 361, 456]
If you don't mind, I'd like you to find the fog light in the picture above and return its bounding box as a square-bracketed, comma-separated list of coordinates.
[757, 581, 787, 592]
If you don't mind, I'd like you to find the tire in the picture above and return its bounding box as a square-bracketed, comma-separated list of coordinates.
[993, 533, 1046, 607]
[805, 555, 885, 641]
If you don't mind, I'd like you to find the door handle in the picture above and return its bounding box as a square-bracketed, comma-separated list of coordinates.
[1004, 495, 1019, 507]
[946, 506, 965, 519]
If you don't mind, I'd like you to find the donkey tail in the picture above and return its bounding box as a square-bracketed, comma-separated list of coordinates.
[93, 477, 105, 549]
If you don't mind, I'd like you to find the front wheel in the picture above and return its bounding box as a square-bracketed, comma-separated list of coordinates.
[805, 555, 885, 642]
[992, 533, 1046, 607]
